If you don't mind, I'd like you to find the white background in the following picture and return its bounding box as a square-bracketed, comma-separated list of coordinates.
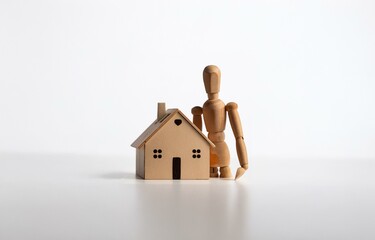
[1, 0, 374, 160]
[1, 1, 375, 240]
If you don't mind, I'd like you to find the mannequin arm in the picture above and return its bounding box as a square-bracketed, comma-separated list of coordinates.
[226, 102, 248, 179]
[191, 106, 203, 131]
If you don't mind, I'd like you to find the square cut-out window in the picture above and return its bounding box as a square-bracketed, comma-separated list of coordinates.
[153, 149, 163, 159]
[192, 149, 201, 158]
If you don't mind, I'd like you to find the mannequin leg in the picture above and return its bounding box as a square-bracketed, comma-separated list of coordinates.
[220, 166, 232, 178]
[210, 167, 219, 177]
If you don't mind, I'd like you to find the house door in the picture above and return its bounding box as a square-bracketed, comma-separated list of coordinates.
[172, 157, 181, 180]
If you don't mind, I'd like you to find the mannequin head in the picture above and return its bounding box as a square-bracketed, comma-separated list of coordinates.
[203, 65, 221, 100]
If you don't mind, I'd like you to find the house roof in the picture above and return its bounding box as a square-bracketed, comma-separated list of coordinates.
[131, 108, 215, 148]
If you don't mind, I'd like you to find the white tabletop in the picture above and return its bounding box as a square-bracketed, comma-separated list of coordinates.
[1, 153, 374, 240]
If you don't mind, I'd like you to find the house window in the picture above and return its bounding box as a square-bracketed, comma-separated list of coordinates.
[174, 119, 182, 126]
[192, 149, 201, 158]
[153, 149, 162, 159]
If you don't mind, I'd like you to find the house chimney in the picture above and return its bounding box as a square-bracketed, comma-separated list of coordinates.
[157, 102, 166, 120]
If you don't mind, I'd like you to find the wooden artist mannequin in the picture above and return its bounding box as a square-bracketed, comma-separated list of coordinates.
[192, 65, 248, 180]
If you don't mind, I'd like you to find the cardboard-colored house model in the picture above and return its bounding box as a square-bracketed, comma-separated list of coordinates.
[131, 103, 214, 180]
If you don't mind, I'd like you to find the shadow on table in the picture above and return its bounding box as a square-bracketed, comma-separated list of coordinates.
[132, 179, 250, 239]
[96, 171, 140, 180]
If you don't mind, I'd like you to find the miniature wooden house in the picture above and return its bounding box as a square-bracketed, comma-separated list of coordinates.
[131, 103, 214, 180]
